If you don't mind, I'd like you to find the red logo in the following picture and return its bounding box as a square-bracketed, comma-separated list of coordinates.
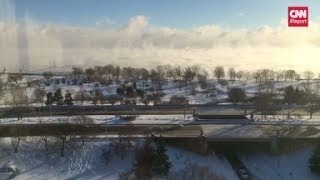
[288, 6, 308, 27]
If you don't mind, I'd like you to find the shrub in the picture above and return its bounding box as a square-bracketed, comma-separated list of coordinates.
[228, 88, 246, 103]
[169, 95, 187, 105]
[119, 115, 137, 121]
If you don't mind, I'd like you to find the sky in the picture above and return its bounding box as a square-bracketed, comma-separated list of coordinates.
[1, 0, 320, 73]
[12, 0, 320, 29]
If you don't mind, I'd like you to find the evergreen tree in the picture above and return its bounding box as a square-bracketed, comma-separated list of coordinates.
[116, 87, 124, 96]
[228, 88, 246, 103]
[45, 92, 54, 106]
[64, 91, 73, 105]
[284, 85, 295, 104]
[133, 81, 137, 89]
[54, 88, 64, 105]
[134, 140, 155, 179]
[309, 145, 320, 173]
[133, 139, 172, 179]
[126, 86, 135, 98]
[152, 139, 172, 176]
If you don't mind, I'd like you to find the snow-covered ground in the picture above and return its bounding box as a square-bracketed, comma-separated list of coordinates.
[0, 137, 236, 180]
[3, 113, 320, 126]
[0, 114, 194, 125]
[0, 76, 220, 106]
[238, 147, 319, 180]
[252, 115, 320, 125]
[2, 74, 320, 107]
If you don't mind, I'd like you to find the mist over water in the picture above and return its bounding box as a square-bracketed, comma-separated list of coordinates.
[1, 1, 320, 73]
[0, 0, 30, 72]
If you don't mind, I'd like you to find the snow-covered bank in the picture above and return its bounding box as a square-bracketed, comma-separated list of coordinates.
[0, 137, 236, 180]
[238, 147, 319, 180]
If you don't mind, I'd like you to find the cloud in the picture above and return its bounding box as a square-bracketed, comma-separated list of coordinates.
[1, 15, 320, 73]
[122, 15, 149, 34]
[95, 17, 115, 27]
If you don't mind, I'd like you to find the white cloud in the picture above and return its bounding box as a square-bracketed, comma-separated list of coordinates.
[122, 15, 149, 34]
[1, 15, 320, 73]
[95, 17, 115, 27]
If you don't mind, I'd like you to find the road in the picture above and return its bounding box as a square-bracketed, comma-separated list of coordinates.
[0, 104, 311, 119]
[1, 121, 320, 140]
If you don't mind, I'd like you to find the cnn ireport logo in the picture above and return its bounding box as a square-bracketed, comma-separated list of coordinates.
[288, 6, 308, 27]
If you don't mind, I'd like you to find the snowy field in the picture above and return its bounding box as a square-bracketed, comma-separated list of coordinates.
[0, 137, 236, 180]
[1, 74, 320, 107]
[238, 147, 320, 180]
[1, 75, 320, 111]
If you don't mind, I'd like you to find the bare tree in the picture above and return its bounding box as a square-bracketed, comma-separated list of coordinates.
[116, 124, 135, 159]
[72, 67, 84, 79]
[9, 85, 29, 120]
[42, 135, 49, 151]
[37, 121, 50, 151]
[243, 71, 252, 81]
[72, 116, 94, 146]
[260, 69, 274, 82]
[33, 87, 46, 106]
[85, 68, 96, 82]
[285, 70, 297, 81]
[204, 84, 217, 97]
[102, 64, 114, 79]
[90, 89, 103, 105]
[10, 126, 24, 153]
[228, 68, 236, 81]
[305, 93, 320, 119]
[235, 70, 244, 81]
[74, 86, 88, 105]
[254, 92, 277, 119]
[254, 70, 263, 84]
[183, 66, 197, 87]
[113, 66, 121, 80]
[173, 66, 183, 91]
[274, 71, 284, 81]
[140, 68, 149, 90]
[304, 71, 314, 83]
[213, 66, 225, 81]
[163, 64, 174, 80]
[55, 122, 72, 157]
[155, 66, 167, 90]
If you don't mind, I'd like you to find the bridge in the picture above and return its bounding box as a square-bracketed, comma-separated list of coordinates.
[1, 122, 319, 152]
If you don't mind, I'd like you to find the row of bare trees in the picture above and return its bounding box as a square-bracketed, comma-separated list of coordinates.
[9, 115, 94, 156]
[70, 64, 320, 84]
